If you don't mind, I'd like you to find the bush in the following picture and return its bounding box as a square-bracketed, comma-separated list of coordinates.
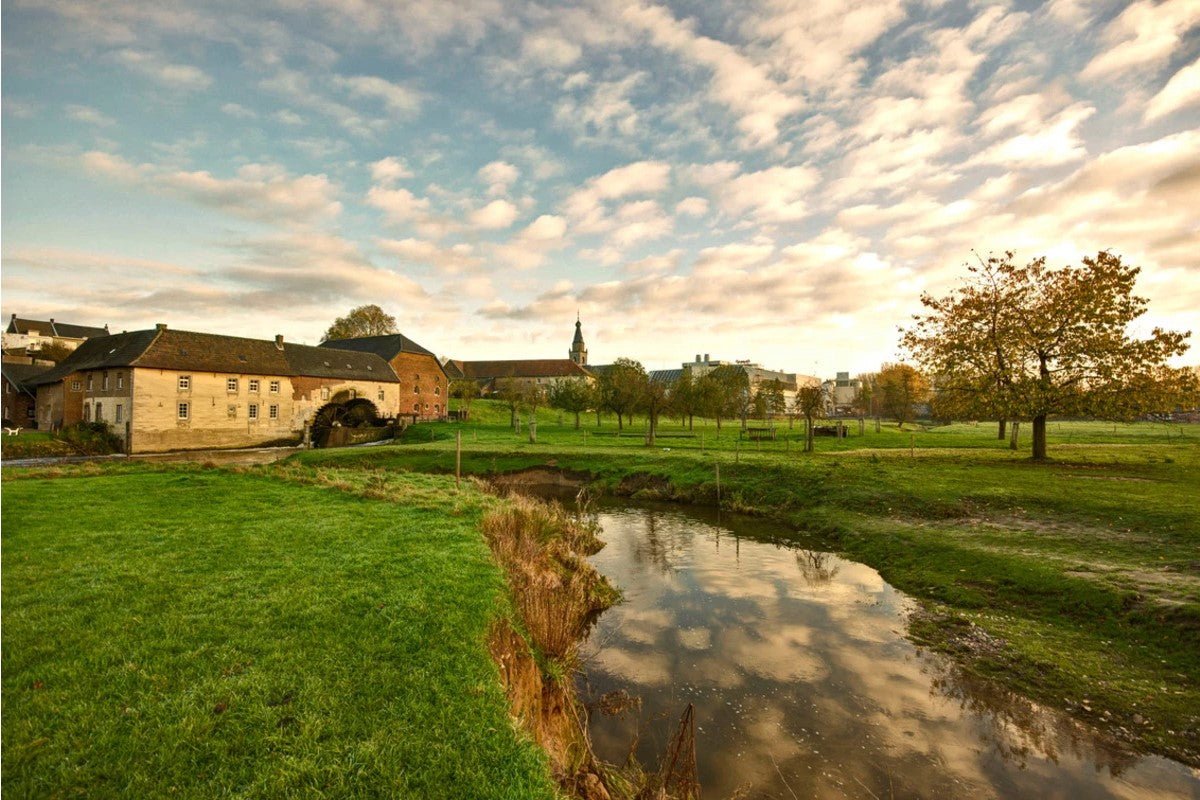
[58, 421, 123, 455]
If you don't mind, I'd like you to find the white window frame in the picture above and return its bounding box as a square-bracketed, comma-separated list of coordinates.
[178, 375, 190, 390]
[178, 402, 189, 420]
[117, 374, 124, 390]
[321, 387, 330, 401]
[248, 403, 259, 421]
[249, 379, 260, 393]
[269, 380, 280, 394]
[102, 373, 109, 390]
[377, 389, 385, 401]
[268, 404, 278, 420]
[115, 404, 124, 424]
[226, 378, 239, 393]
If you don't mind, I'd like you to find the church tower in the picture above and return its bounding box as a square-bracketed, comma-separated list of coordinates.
[569, 315, 588, 366]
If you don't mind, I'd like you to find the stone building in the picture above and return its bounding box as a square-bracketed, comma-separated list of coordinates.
[444, 316, 595, 393]
[320, 333, 449, 421]
[29, 325, 400, 453]
[4, 314, 108, 355]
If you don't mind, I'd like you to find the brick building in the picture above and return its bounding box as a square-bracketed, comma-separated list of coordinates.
[320, 333, 449, 420]
[2, 362, 50, 426]
[29, 325, 401, 453]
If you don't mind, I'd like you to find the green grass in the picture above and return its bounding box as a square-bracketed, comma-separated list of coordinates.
[297, 400, 1200, 764]
[1, 466, 559, 799]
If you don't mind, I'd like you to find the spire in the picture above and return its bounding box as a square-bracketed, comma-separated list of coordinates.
[569, 315, 587, 365]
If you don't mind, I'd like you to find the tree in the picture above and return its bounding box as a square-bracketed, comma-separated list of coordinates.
[852, 373, 878, 421]
[322, 304, 398, 342]
[496, 376, 525, 429]
[877, 363, 930, 429]
[549, 379, 594, 430]
[669, 369, 702, 430]
[33, 341, 73, 363]
[641, 377, 669, 445]
[704, 365, 750, 431]
[905, 251, 1192, 459]
[449, 379, 479, 420]
[755, 379, 787, 421]
[793, 384, 825, 452]
[600, 358, 647, 432]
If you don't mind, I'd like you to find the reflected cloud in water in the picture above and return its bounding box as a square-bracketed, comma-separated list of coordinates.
[581, 503, 1200, 800]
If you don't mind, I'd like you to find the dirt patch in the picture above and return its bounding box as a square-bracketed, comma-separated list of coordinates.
[490, 467, 588, 490]
[615, 472, 673, 499]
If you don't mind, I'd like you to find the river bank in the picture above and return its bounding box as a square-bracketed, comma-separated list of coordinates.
[294, 427, 1200, 768]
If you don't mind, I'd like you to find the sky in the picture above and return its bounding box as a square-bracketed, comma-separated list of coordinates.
[2, 0, 1198, 376]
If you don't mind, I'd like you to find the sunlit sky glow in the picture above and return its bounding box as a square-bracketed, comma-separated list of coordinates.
[2, 0, 1198, 374]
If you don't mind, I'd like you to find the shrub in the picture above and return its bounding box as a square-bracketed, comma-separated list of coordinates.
[57, 421, 123, 455]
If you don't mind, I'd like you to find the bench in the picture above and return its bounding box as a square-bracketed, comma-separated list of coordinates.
[741, 427, 777, 441]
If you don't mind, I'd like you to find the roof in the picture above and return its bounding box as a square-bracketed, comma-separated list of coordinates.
[453, 359, 592, 380]
[6, 315, 108, 339]
[319, 333, 436, 360]
[1, 363, 52, 394]
[649, 368, 683, 385]
[28, 327, 398, 386]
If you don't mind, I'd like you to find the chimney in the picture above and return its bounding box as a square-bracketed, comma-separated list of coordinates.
[704, 353, 709, 362]
[275, 334, 285, 350]
[695, 354, 701, 363]
[156, 323, 168, 331]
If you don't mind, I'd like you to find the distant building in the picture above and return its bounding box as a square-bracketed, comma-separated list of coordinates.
[29, 325, 401, 452]
[569, 316, 588, 366]
[321, 333, 448, 420]
[4, 314, 109, 355]
[683, 354, 819, 406]
[445, 316, 596, 393]
[823, 372, 862, 413]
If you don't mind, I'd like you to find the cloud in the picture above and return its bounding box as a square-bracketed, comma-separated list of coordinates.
[478, 160, 519, 195]
[675, 196, 709, 217]
[113, 49, 212, 91]
[618, 0, 803, 148]
[554, 71, 643, 139]
[366, 185, 431, 223]
[376, 237, 481, 273]
[334, 74, 423, 115]
[716, 165, 819, 223]
[1144, 57, 1200, 122]
[66, 104, 115, 127]
[563, 160, 672, 234]
[220, 102, 257, 119]
[1080, 0, 1200, 80]
[970, 102, 1096, 168]
[469, 198, 519, 229]
[490, 214, 569, 270]
[370, 156, 414, 185]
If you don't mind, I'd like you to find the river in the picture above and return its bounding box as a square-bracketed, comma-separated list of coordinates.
[576, 501, 1200, 799]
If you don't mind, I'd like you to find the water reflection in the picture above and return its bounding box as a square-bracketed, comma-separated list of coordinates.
[580, 503, 1200, 800]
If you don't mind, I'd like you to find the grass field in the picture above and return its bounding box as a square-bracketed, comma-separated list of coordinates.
[298, 400, 1200, 765]
[1, 466, 559, 799]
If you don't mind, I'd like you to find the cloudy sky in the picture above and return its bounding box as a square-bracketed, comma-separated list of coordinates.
[2, 0, 1198, 374]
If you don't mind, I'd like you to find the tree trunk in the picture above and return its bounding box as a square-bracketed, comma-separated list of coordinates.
[574, 411, 580, 430]
[595, 408, 602, 427]
[805, 416, 814, 453]
[1032, 415, 1047, 460]
[688, 414, 694, 431]
[715, 416, 722, 432]
[998, 419, 1007, 440]
[617, 412, 623, 432]
[1009, 420, 1020, 450]
[510, 405, 517, 429]
[647, 413, 656, 446]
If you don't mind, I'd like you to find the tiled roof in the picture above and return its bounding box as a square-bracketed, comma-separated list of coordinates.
[6, 315, 108, 339]
[319, 333, 436, 359]
[29, 328, 398, 385]
[649, 368, 683, 384]
[1, 363, 52, 394]
[455, 359, 592, 379]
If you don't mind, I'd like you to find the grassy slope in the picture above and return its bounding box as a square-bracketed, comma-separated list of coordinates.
[1, 467, 558, 799]
[296, 401, 1200, 764]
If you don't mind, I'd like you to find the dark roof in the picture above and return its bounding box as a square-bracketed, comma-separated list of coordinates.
[1, 363, 52, 394]
[453, 359, 592, 380]
[443, 359, 465, 379]
[649, 368, 683, 385]
[572, 319, 585, 346]
[6, 315, 108, 339]
[319, 333, 436, 359]
[29, 328, 398, 386]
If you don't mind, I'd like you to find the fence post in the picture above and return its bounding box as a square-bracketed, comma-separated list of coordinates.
[715, 460, 721, 508]
[910, 433, 914, 459]
[456, 431, 462, 489]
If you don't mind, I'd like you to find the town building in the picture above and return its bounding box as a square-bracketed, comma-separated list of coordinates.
[4, 314, 109, 355]
[320, 333, 449, 421]
[2, 362, 51, 426]
[683, 354, 820, 406]
[823, 372, 862, 413]
[29, 325, 400, 453]
[445, 316, 595, 393]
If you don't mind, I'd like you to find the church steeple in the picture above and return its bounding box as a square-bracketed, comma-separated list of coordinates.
[569, 314, 587, 366]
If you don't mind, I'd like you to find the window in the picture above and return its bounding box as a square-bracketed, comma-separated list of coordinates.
[4, 382, 9, 394]
[178, 375, 190, 390]
[71, 380, 82, 392]
[26, 406, 34, 419]
[349, 388, 357, 399]
[434, 386, 440, 396]
[226, 378, 239, 393]
[413, 385, 420, 394]
[434, 404, 440, 414]
[115, 404, 123, 424]
[424, 403, 430, 410]
[87, 375, 94, 391]
[95, 402, 103, 420]
[321, 387, 330, 401]
[117, 374, 124, 390]
[414, 373, 420, 380]
[248, 404, 259, 420]
[84, 404, 91, 422]
[413, 402, 420, 412]
[269, 380, 280, 394]
[269, 404, 278, 420]
[227, 405, 237, 418]
[178, 402, 189, 420]
[377, 389, 385, 401]
[102, 373, 109, 390]
[249, 379, 260, 393]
